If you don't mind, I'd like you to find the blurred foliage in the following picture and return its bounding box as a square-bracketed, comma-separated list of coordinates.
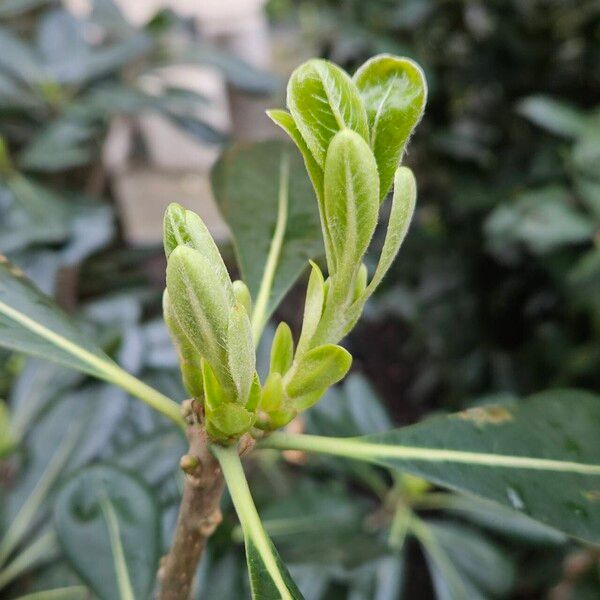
[272, 0, 600, 408]
[0, 0, 277, 296]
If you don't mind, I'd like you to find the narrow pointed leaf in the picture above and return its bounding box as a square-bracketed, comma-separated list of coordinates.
[213, 445, 304, 600]
[211, 141, 323, 322]
[354, 54, 427, 199]
[287, 59, 369, 168]
[227, 302, 256, 403]
[269, 322, 294, 376]
[261, 390, 600, 543]
[324, 130, 379, 272]
[54, 464, 160, 600]
[364, 166, 416, 299]
[0, 258, 182, 425]
[296, 261, 325, 357]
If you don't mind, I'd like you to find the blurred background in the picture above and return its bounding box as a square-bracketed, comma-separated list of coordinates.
[1, 1, 599, 598]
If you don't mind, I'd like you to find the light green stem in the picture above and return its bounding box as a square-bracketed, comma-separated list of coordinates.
[251, 154, 290, 343]
[0, 298, 184, 429]
[212, 444, 293, 600]
[258, 433, 600, 474]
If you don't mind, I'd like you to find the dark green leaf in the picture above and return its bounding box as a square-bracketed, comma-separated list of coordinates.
[262, 390, 600, 543]
[211, 141, 323, 322]
[54, 464, 160, 600]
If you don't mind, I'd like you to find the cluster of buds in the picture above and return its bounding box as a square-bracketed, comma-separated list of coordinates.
[164, 54, 426, 440]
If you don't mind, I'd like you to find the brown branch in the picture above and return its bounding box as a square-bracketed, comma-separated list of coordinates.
[158, 407, 225, 600]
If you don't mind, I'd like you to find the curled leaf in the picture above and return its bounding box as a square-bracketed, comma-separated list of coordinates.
[324, 129, 379, 276]
[354, 54, 427, 199]
[269, 322, 294, 376]
[287, 59, 369, 168]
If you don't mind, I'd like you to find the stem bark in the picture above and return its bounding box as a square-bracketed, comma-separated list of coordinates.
[158, 423, 224, 600]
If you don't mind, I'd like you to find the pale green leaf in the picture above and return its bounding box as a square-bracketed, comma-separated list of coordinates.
[227, 302, 256, 404]
[261, 390, 600, 543]
[269, 322, 294, 376]
[54, 464, 160, 600]
[324, 129, 379, 273]
[295, 261, 325, 357]
[354, 54, 427, 199]
[363, 166, 416, 299]
[287, 59, 369, 168]
[285, 344, 352, 399]
[166, 245, 234, 393]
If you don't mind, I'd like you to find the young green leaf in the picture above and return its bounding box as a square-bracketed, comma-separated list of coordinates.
[285, 344, 352, 399]
[287, 59, 369, 168]
[54, 464, 160, 600]
[162, 290, 204, 399]
[363, 166, 417, 299]
[323, 129, 379, 274]
[261, 390, 600, 544]
[295, 261, 325, 357]
[269, 322, 294, 376]
[212, 445, 305, 600]
[233, 280, 253, 315]
[0, 258, 182, 426]
[354, 54, 427, 199]
[166, 245, 234, 393]
[212, 141, 323, 331]
[227, 302, 256, 404]
[163, 202, 232, 295]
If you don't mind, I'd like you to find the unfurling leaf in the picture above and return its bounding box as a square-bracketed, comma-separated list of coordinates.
[269, 322, 294, 376]
[233, 280, 253, 315]
[287, 59, 369, 168]
[354, 54, 427, 199]
[364, 166, 417, 298]
[323, 129, 379, 276]
[166, 245, 234, 393]
[295, 261, 325, 357]
[227, 302, 256, 404]
[162, 290, 204, 399]
[286, 344, 352, 400]
[163, 202, 231, 293]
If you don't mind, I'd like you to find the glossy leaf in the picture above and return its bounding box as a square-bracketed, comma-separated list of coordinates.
[287, 59, 369, 168]
[54, 464, 160, 600]
[0, 258, 182, 425]
[354, 54, 427, 199]
[211, 141, 323, 324]
[213, 445, 304, 600]
[295, 261, 325, 357]
[261, 390, 600, 543]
